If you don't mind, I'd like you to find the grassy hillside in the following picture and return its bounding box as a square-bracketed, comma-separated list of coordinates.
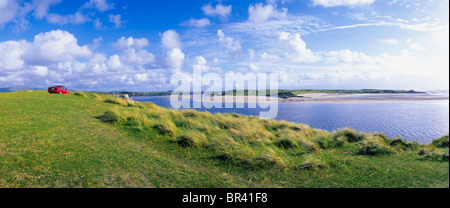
[0, 91, 448, 188]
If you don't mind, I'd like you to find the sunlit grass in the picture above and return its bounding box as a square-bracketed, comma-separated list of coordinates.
[0, 90, 448, 188]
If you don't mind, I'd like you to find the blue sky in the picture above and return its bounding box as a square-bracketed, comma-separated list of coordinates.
[0, 0, 448, 91]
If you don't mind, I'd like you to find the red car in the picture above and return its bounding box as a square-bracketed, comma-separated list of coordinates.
[48, 85, 70, 94]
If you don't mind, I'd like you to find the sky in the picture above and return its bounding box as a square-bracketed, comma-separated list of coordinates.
[0, 0, 448, 91]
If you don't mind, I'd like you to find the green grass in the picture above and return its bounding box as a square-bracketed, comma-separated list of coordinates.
[0, 91, 448, 188]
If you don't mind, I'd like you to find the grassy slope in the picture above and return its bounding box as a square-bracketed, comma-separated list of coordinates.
[0, 91, 448, 188]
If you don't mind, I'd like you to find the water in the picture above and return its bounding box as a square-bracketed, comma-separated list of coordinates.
[133, 95, 449, 144]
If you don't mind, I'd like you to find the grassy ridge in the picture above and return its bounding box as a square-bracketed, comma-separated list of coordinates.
[0, 91, 448, 187]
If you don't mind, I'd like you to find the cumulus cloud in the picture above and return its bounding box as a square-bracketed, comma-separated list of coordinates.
[25, 30, 93, 64]
[34, 66, 48, 77]
[159, 30, 185, 72]
[0, 40, 28, 70]
[166, 48, 185, 71]
[0, 0, 19, 28]
[161, 30, 181, 50]
[0, 30, 179, 90]
[82, 0, 114, 12]
[248, 3, 287, 22]
[183, 18, 211, 28]
[46, 12, 91, 25]
[202, 3, 232, 19]
[279, 32, 320, 63]
[113, 37, 150, 50]
[324, 49, 391, 65]
[217, 29, 241, 54]
[106, 54, 122, 70]
[109, 14, 124, 28]
[312, 0, 375, 7]
[32, 0, 62, 19]
[111, 37, 155, 65]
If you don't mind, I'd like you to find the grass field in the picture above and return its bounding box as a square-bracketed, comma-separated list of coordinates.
[0, 91, 448, 188]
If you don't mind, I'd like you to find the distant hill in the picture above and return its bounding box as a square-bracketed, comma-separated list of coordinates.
[0, 86, 41, 93]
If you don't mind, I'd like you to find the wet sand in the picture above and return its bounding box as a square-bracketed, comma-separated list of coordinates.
[201, 93, 449, 104]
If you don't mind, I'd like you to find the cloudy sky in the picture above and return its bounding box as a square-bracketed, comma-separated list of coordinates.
[0, 0, 448, 91]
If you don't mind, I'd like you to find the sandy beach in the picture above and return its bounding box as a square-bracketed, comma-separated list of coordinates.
[200, 93, 449, 104]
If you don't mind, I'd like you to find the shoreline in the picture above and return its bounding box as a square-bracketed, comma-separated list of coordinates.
[199, 93, 449, 104]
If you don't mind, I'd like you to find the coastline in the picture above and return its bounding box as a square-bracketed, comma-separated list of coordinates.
[200, 93, 449, 104]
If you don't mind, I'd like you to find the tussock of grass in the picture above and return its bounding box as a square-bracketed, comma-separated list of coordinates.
[432, 135, 449, 148]
[334, 128, 365, 143]
[253, 149, 285, 167]
[356, 134, 395, 156]
[99, 108, 126, 123]
[418, 147, 449, 162]
[389, 137, 419, 151]
[104, 97, 129, 106]
[74, 91, 87, 98]
[153, 121, 176, 137]
[296, 155, 327, 170]
[175, 131, 207, 147]
[92, 94, 102, 101]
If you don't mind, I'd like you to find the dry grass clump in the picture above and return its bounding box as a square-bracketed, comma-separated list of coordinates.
[99, 107, 126, 123]
[92, 94, 102, 101]
[153, 120, 177, 137]
[389, 137, 419, 151]
[104, 97, 129, 106]
[356, 134, 395, 156]
[418, 147, 449, 161]
[296, 155, 327, 170]
[253, 149, 285, 167]
[275, 129, 317, 152]
[175, 130, 207, 147]
[432, 135, 449, 148]
[334, 128, 366, 143]
[74, 91, 87, 98]
[181, 109, 202, 118]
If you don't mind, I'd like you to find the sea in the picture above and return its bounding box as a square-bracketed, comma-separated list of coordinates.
[133, 91, 449, 144]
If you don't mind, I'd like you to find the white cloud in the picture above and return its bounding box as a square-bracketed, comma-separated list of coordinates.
[217, 29, 241, 54]
[46, 12, 91, 25]
[25, 30, 93, 63]
[113, 37, 150, 50]
[202, 3, 232, 19]
[0, 0, 19, 28]
[32, 0, 61, 19]
[90, 37, 103, 50]
[407, 39, 426, 51]
[248, 3, 286, 22]
[0, 40, 28, 70]
[94, 18, 104, 30]
[193, 56, 210, 72]
[184, 18, 211, 28]
[82, 0, 114, 12]
[34, 66, 48, 77]
[106, 54, 122, 69]
[161, 30, 181, 50]
[326, 49, 380, 65]
[380, 38, 398, 45]
[166, 48, 185, 71]
[279, 32, 320, 62]
[109, 14, 124, 28]
[0, 30, 180, 90]
[312, 0, 375, 7]
[248, 63, 260, 71]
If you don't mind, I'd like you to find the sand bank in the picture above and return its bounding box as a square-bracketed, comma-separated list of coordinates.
[200, 93, 449, 104]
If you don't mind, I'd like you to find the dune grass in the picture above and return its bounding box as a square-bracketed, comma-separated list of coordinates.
[0, 90, 448, 188]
